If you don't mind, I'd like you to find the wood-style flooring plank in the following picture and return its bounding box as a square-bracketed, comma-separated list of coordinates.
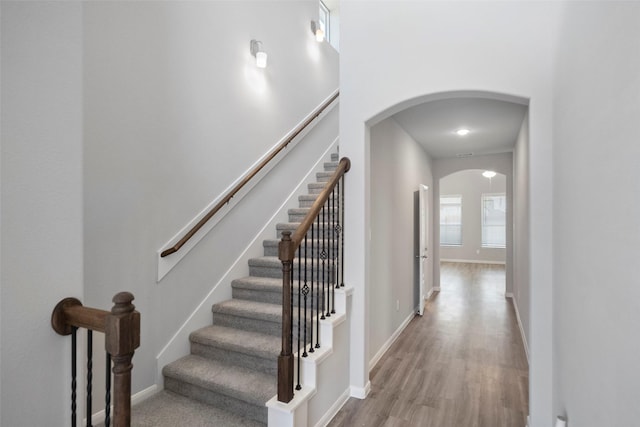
[327, 262, 529, 427]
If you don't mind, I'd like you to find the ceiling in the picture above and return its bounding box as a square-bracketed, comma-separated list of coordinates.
[391, 97, 528, 159]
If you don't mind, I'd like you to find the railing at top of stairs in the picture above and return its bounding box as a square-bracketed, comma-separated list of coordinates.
[277, 156, 350, 402]
[52, 292, 141, 427]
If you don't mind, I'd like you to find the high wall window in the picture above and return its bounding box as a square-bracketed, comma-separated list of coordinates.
[319, 1, 330, 43]
[482, 193, 506, 248]
[440, 195, 462, 246]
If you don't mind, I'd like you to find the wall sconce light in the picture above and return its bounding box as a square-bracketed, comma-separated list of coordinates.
[482, 171, 497, 178]
[310, 21, 325, 42]
[250, 39, 267, 68]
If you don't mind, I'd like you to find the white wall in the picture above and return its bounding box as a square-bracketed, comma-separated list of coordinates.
[369, 117, 433, 365]
[513, 113, 530, 359]
[440, 169, 507, 264]
[1, 2, 84, 425]
[82, 0, 339, 395]
[340, 2, 560, 424]
[552, 2, 640, 425]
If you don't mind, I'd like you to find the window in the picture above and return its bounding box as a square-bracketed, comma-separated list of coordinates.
[482, 193, 506, 248]
[440, 195, 462, 246]
[319, 1, 330, 43]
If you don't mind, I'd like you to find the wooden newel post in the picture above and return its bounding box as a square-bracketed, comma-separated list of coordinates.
[105, 292, 140, 427]
[278, 231, 295, 403]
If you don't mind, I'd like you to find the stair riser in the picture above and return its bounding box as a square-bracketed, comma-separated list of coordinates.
[211, 312, 315, 338]
[298, 194, 338, 204]
[298, 198, 341, 208]
[264, 243, 339, 257]
[164, 377, 267, 424]
[232, 287, 326, 307]
[289, 212, 339, 222]
[190, 342, 277, 376]
[316, 173, 333, 182]
[276, 228, 340, 240]
[324, 162, 338, 171]
[250, 264, 337, 281]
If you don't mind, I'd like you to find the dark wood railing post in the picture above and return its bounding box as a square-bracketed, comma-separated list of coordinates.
[276, 157, 351, 403]
[52, 292, 140, 427]
[278, 231, 295, 403]
[105, 292, 140, 427]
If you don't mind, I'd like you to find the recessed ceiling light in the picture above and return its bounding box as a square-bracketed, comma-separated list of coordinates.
[456, 128, 470, 136]
[482, 171, 497, 178]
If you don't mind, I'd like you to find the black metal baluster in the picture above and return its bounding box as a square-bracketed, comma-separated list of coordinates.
[302, 235, 309, 358]
[330, 187, 336, 314]
[104, 353, 111, 427]
[333, 181, 342, 288]
[320, 202, 327, 321]
[86, 329, 93, 427]
[296, 246, 302, 390]
[71, 327, 78, 427]
[309, 217, 315, 354]
[340, 175, 345, 288]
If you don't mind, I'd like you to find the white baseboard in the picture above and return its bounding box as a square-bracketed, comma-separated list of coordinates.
[426, 287, 435, 300]
[350, 381, 371, 399]
[440, 258, 506, 265]
[369, 311, 415, 372]
[88, 384, 160, 425]
[314, 387, 351, 427]
[507, 294, 530, 364]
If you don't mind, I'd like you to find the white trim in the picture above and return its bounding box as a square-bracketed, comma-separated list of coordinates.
[415, 288, 435, 314]
[369, 311, 415, 372]
[87, 384, 160, 426]
[426, 287, 435, 300]
[349, 381, 371, 399]
[313, 387, 351, 427]
[440, 258, 506, 265]
[155, 139, 340, 385]
[156, 89, 339, 281]
[507, 294, 530, 364]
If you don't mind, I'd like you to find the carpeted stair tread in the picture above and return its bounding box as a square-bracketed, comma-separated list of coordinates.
[212, 298, 281, 322]
[121, 390, 265, 427]
[308, 182, 328, 193]
[324, 161, 339, 171]
[331, 152, 339, 161]
[232, 275, 282, 292]
[163, 355, 275, 407]
[316, 171, 333, 181]
[190, 324, 280, 361]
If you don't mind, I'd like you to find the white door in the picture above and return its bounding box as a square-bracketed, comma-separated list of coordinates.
[417, 184, 429, 316]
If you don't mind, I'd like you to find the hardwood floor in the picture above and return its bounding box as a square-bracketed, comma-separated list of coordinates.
[328, 262, 529, 427]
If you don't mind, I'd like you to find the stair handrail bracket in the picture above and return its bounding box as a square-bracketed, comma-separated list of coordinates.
[52, 292, 141, 427]
[277, 156, 350, 403]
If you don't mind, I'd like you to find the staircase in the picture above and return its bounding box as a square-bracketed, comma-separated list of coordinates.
[126, 153, 341, 427]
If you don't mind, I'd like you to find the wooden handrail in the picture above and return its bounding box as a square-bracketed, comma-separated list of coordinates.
[280, 157, 350, 258]
[161, 91, 340, 258]
[277, 156, 350, 403]
[52, 292, 140, 427]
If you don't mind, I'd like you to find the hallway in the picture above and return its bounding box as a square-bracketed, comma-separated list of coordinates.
[328, 262, 529, 427]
